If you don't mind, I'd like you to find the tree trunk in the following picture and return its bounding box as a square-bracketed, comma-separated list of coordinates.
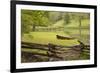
[79, 16, 82, 40]
[33, 25, 35, 31]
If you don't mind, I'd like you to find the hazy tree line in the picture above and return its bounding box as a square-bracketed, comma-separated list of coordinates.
[21, 9, 90, 35]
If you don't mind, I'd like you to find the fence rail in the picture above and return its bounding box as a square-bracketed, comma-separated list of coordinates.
[21, 41, 90, 61]
[22, 41, 90, 50]
[35, 27, 89, 32]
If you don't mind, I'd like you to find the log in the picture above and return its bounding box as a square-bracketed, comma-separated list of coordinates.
[21, 41, 90, 52]
[22, 41, 48, 50]
[56, 35, 75, 40]
[22, 49, 63, 59]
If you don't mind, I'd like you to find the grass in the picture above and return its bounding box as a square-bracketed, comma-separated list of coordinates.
[79, 51, 90, 60]
[22, 31, 80, 46]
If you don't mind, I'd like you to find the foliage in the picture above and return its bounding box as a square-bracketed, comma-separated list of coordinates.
[21, 9, 90, 38]
[21, 10, 50, 34]
[21, 13, 33, 34]
[63, 13, 70, 25]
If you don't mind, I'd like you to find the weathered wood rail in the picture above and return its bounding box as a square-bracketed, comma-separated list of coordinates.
[22, 41, 90, 51]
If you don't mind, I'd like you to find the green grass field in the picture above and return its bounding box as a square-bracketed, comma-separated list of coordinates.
[22, 31, 80, 46]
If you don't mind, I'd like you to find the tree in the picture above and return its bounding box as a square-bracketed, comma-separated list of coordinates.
[70, 12, 90, 40]
[63, 13, 70, 25]
[21, 10, 50, 34]
[48, 12, 63, 24]
[21, 13, 33, 35]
